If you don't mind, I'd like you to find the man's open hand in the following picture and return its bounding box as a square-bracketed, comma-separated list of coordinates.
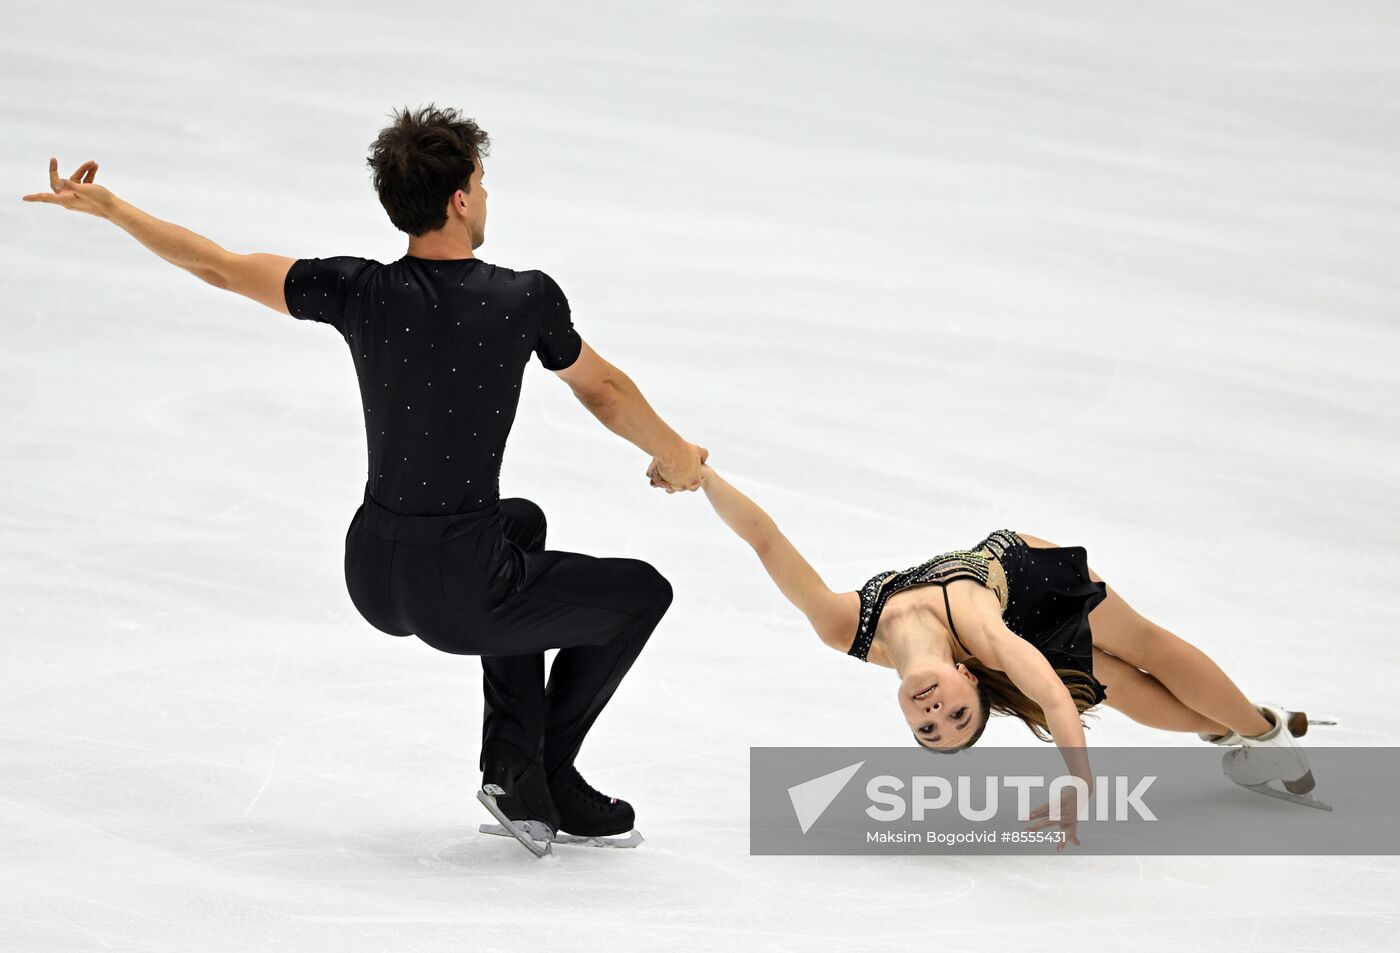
[22, 158, 114, 217]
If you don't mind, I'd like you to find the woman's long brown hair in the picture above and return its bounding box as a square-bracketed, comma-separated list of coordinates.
[960, 657, 1101, 744]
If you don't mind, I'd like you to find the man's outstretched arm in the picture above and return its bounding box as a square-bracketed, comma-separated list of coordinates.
[554, 340, 707, 490]
[22, 157, 294, 314]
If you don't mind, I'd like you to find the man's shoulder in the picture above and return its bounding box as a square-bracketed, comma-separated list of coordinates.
[487, 262, 553, 283]
[297, 254, 382, 266]
[482, 264, 567, 302]
[290, 254, 383, 279]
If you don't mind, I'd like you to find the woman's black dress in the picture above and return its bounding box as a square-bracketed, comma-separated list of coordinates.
[846, 529, 1109, 705]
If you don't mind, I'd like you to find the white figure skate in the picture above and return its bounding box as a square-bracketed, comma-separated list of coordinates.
[1220, 704, 1332, 811]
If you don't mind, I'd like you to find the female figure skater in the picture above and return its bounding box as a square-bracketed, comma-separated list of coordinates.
[664, 461, 1328, 839]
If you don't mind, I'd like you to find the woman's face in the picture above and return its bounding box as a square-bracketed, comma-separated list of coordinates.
[897, 663, 981, 749]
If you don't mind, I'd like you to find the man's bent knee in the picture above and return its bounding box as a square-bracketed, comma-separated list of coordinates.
[654, 571, 674, 615]
[629, 560, 673, 618]
[502, 497, 546, 528]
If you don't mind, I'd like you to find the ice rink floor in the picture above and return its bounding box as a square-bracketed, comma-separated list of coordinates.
[4, 1, 1398, 950]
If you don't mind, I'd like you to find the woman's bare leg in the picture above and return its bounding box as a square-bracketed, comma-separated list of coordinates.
[1091, 648, 1225, 734]
[1016, 533, 1272, 738]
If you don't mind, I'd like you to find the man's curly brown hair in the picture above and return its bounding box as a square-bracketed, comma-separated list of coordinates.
[366, 104, 491, 236]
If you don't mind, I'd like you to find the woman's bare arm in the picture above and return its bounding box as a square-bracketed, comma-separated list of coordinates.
[964, 618, 1093, 774]
[698, 464, 858, 650]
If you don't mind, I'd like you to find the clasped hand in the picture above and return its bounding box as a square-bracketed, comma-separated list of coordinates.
[645, 443, 708, 493]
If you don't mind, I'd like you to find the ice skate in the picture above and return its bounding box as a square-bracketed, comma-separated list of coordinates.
[482, 762, 644, 848]
[476, 741, 562, 858]
[478, 822, 645, 849]
[1198, 705, 1336, 746]
[549, 763, 643, 847]
[1221, 704, 1332, 811]
[476, 786, 554, 856]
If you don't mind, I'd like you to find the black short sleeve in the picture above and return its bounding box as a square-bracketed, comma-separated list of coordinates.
[284, 256, 370, 334]
[531, 270, 582, 370]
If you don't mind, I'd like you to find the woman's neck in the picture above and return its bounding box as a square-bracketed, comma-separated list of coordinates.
[877, 608, 955, 676]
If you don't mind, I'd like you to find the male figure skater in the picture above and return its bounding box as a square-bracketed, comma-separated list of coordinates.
[23, 104, 706, 851]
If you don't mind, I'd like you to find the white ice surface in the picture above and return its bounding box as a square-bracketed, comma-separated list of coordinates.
[3, 1, 1399, 950]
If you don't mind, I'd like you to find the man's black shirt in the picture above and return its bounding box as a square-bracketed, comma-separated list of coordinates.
[285, 255, 582, 515]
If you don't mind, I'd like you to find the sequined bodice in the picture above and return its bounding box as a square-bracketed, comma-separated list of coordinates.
[847, 529, 1021, 662]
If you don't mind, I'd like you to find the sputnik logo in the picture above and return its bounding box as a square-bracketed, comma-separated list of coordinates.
[787, 761, 864, 834]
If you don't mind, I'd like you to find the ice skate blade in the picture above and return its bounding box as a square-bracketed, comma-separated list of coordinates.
[1285, 711, 1338, 738]
[1237, 781, 1333, 812]
[476, 785, 554, 858]
[480, 823, 644, 849]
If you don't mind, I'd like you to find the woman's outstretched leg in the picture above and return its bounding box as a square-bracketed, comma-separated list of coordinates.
[1092, 647, 1224, 734]
[1017, 533, 1272, 739]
